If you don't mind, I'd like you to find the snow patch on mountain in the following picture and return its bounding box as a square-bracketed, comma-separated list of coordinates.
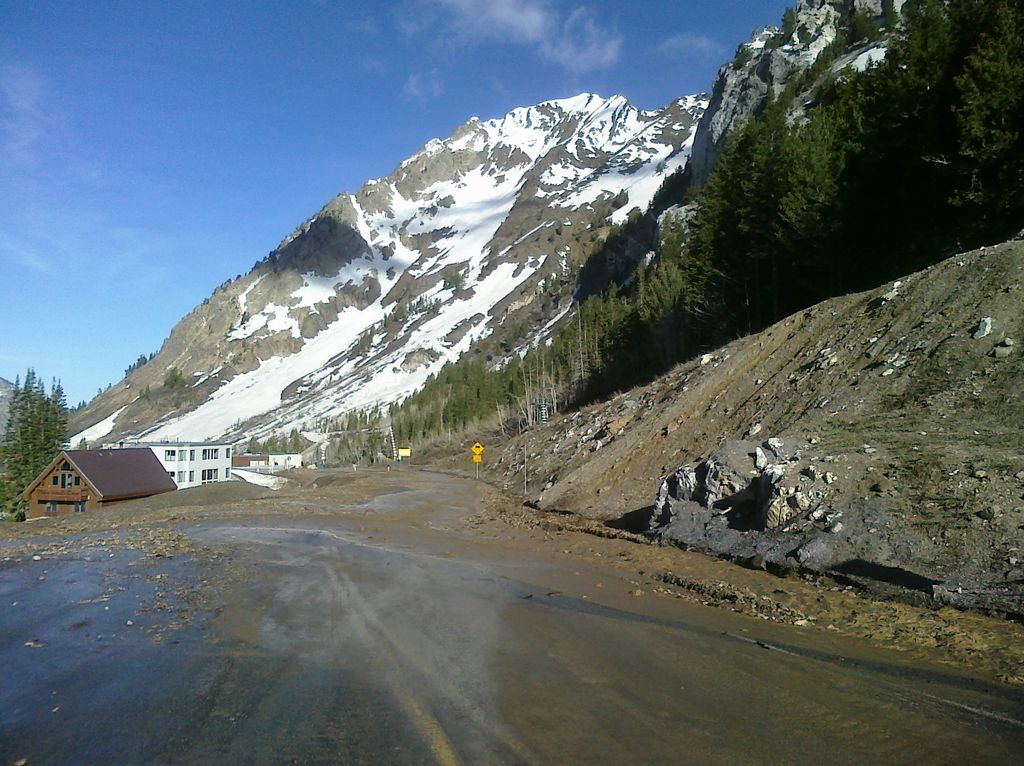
[76, 405, 127, 445]
[76, 91, 708, 446]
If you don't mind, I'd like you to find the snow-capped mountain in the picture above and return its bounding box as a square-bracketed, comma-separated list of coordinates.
[71, 92, 707, 445]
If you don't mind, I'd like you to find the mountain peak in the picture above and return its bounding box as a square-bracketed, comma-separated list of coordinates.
[71, 91, 708, 445]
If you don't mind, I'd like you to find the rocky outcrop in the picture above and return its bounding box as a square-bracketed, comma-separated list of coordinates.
[651, 436, 866, 569]
[689, 0, 902, 186]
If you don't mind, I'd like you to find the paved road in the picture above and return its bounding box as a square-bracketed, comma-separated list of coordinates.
[2, 473, 1023, 764]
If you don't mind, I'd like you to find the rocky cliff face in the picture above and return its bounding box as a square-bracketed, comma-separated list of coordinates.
[689, 0, 904, 186]
[71, 93, 707, 445]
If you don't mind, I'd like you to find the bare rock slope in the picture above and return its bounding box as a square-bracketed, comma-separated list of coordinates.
[487, 239, 1024, 614]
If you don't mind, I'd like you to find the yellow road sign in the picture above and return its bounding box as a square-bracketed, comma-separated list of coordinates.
[470, 441, 485, 455]
[397, 447, 412, 458]
[472, 454, 482, 463]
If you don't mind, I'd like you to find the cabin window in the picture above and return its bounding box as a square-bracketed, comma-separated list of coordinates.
[52, 475, 58, 485]
[74, 502, 86, 513]
[74, 476, 80, 486]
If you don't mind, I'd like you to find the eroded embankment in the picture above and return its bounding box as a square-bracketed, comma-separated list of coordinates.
[454, 240, 1024, 617]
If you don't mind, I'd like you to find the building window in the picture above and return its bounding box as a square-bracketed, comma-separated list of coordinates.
[189, 471, 194, 482]
[168, 471, 174, 480]
[225, 467, 231, 478]
[178, 451, 186, 461]
[74, 502, 86, 513]
[177, 471, 185, 482]
[165, 449, 176, 460]
[201, 468, 219, 483]
[226, 447, 231, 458]
[202, 448, 219, 460]
[190, 449, 195, 460]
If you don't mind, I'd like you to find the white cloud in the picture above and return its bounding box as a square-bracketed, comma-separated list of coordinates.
[540, 7, 621, 74]
[429, 0, 621, 74]
[403, 69, 444, 101]
[658, 33, 726, 60]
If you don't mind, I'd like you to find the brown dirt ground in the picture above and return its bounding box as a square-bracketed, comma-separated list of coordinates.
[6, 470, 1019, 687]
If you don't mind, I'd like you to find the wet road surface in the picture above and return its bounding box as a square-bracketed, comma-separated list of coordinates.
[2, 472, 1023, 764]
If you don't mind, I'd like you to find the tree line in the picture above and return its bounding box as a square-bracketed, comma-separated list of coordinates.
[1, 370, 69, 520]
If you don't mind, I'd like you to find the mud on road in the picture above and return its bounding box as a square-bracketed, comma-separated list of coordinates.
[2, 469, 1023, 764]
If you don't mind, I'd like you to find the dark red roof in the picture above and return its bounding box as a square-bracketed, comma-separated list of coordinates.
[65, 449, 176, 501]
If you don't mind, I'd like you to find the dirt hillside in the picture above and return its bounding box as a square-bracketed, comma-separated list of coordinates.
[443, 238, 1024, 614]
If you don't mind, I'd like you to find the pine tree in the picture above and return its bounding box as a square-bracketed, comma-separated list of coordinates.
[953, 1, 1024, 233]
[0, 370, 69, 519]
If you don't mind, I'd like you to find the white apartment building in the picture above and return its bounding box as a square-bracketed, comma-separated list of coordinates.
[110, 441, 234, 489]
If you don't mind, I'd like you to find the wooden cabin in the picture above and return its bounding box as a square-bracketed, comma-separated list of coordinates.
[22, 449, 177, 519]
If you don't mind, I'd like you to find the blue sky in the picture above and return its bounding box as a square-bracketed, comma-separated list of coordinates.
[1, 0, 790, 405]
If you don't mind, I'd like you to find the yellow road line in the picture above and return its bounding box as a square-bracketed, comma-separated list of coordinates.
[394, 688, 464, 766]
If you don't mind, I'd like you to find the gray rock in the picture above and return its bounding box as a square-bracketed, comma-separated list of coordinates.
[993, 346, 1013, 358]
[653, 465, 699, 526]
[826, 520, 844, 534]
[795, 537, 832, 566]
[764, 464, 785, 484]
[703, 457, 725, 507]
[973, 317, 993, 339]
[766, 437, 784, 458]
[754, 446, 769, 471]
